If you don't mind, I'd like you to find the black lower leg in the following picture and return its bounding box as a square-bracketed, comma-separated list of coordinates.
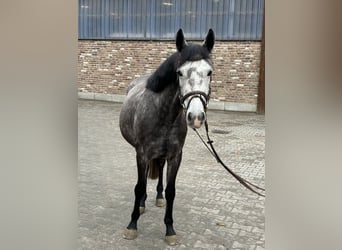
[127, 154, 147, 230]
[139, 192, 147, 208]
[163, 153, 181, 237]
[127, 181, 146, 230]
[164, 184, 176, 236]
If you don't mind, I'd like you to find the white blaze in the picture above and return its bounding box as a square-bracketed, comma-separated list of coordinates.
[178, 59, 212, 127]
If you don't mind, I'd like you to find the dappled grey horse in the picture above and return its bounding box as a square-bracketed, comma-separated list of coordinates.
[119, 28, 215, 245]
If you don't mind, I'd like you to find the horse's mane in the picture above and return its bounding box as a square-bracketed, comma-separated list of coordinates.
[146, 44, 211, 93]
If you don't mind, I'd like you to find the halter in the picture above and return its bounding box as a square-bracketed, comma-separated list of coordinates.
[177, 67, 212, 111]
[179, 91, 210, 111]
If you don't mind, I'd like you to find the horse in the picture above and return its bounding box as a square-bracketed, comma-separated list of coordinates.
[119, 28, 215, 246]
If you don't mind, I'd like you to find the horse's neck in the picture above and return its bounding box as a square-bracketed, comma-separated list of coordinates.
[158, 82, 182, 121]
[159, 82, 180, 106]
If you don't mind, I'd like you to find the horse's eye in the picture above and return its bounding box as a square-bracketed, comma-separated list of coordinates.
[177, 71, 183, 77]
[207, 71, 212, 76]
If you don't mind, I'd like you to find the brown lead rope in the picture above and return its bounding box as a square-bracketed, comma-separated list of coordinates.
[193, 120, 265, 197]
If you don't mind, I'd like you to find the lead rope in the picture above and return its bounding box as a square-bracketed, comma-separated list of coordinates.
[193, 120, 265, 197]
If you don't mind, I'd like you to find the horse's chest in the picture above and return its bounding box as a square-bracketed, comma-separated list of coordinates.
[156, 125, 184, 145]
[140, 123, 186, 159]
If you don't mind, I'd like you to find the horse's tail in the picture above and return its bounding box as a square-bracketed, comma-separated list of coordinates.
[147, 159, 160, 180]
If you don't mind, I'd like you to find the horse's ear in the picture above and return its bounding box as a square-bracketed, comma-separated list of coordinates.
[203, 29, 215, 53]
[176, 29, 187, 52]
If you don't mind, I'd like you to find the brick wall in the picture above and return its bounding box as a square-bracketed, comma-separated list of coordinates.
[78, 40, 260, 105]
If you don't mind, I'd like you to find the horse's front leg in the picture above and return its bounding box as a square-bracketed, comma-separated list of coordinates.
[123, 153, 147, 240]
[164, 152, 182, 246]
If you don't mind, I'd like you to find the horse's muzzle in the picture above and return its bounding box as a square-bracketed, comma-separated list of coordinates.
[187, 111, 206, 128]
[180, 90, 209, 129]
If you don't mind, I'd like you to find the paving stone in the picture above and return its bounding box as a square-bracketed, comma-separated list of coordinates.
[78, 100, 265, 249]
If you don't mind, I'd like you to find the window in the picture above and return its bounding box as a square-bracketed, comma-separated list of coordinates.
[79, 0, 264, 40]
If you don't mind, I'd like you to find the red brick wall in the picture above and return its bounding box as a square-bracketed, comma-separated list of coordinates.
[78, 40, 260, 105]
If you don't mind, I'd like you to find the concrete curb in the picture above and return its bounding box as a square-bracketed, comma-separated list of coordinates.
[78, 92, 256, 112]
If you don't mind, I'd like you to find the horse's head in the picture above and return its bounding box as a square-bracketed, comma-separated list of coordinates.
[176, 29, 215, 129]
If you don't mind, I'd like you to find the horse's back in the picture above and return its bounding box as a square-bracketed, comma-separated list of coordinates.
[126, 74, 150, 94]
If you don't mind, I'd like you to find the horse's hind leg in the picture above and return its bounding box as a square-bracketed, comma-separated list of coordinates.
[139, 192, 147, 214]
[139, 166, 149, 214]
[164, 152, 182, 246]
[123, 153, 147, 240]
[139, 158, 165, 213]
[156, 158, 166, 207]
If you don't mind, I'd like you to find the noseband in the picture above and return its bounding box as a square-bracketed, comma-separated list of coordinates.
[179, 91, 210, 111]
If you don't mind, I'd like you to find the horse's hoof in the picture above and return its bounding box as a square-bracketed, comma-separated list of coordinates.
[156, 198, 165, 207]
[123, 229, 138, 240]
[139, 206, 145, 214]
[165, 235, 178, 246]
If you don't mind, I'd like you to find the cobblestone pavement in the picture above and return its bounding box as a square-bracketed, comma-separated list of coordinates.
[78, 100, 265, 250]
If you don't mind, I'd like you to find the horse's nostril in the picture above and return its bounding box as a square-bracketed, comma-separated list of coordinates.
[187, 112, 193, 121]
[199, 112, 205, 121]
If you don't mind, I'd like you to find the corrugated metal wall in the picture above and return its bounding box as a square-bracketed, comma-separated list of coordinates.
[79, 0, 264, 40]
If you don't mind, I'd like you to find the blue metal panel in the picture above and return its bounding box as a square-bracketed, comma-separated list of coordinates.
[78, 0, 264, 40]
[257, 0, 263, 39]
[240, 0, 246, 40]
[245, 0, 252, 39]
